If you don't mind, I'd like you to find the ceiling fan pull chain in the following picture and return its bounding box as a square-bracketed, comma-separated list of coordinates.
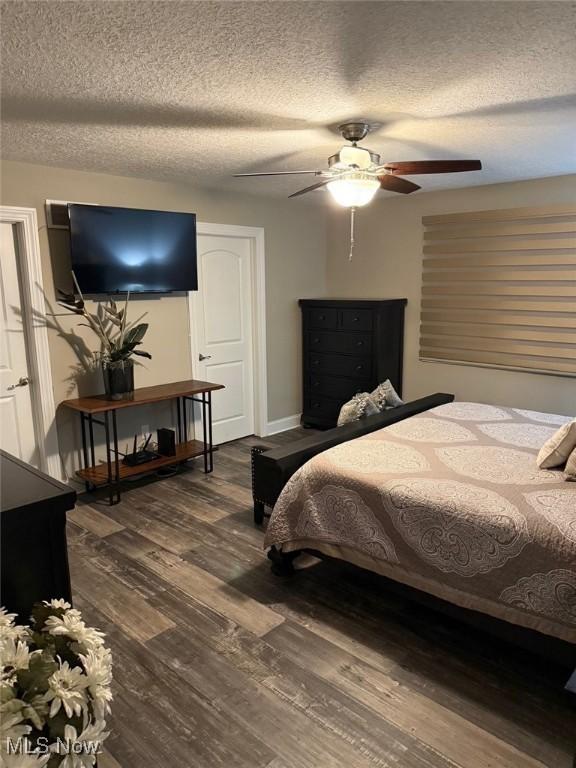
[349, 206, 356, 261]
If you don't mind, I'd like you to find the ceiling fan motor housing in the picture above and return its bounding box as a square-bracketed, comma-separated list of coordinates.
[338, 121, 372, 143]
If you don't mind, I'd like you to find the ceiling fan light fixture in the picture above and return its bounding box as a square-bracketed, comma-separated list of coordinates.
[338, 145, 372, 170]
[327, 173, 380, 207]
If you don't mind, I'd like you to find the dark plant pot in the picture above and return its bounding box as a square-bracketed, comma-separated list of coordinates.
[102, 360, 134, 400]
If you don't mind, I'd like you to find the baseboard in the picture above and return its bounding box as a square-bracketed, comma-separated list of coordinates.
[265, 414, 301, 436]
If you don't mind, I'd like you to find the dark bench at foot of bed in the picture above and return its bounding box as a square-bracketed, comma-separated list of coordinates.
[251, 392, 454, 525]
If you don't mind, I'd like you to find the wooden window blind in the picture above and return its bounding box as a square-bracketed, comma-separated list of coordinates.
[420, 204, 576, 377]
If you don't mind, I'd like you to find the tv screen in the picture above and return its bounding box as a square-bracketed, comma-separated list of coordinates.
[68, 204, 198, 293]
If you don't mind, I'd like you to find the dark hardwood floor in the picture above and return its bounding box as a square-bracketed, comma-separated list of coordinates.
[67, 429, 576, 768]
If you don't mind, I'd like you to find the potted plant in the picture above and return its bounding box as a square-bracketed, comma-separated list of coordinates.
[58, 273, 151, 400]
[0, 601, 112, 766]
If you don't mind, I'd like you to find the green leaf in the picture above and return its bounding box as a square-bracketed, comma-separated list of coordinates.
[103, 306, 122, 327]
[31, 602, 63, 631]
[16, 652, 58, 696]
[30, 631, 55, 653]
[57, 289, 84, 310]
[123, 323, 148, 346]
[57, 302, 84, 315]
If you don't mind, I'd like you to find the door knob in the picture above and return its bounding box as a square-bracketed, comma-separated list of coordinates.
[198, 353, 212, 361]
[7, 376, 30, 390]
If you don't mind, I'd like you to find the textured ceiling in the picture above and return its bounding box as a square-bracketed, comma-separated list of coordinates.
[1, 1, 575, 199]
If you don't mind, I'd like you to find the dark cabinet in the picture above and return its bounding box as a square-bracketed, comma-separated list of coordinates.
[300, 299, 407, 429]
[0, 451, 76, 621]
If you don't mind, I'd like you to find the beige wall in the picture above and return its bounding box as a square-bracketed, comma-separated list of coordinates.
[327, 174, 576, 415]
[1, 160, 327, 476]
[2, 158, 574, 481]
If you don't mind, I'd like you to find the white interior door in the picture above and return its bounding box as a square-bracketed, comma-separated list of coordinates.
[192, 233, 255, 444]
[0, 222, 38, 464]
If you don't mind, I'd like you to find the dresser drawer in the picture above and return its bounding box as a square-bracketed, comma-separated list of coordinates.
[307, 308, 338, 329]
[307, 352, 372, 379]
[309, 374, 371, 400]
[308, 331, 372, 355]
[304, 396, 341, 420]
[340, 308, 373, 331]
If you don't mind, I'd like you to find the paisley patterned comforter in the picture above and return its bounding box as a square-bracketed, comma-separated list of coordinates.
[264, 402, 576, 642]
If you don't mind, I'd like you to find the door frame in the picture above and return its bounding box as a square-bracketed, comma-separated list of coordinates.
[0, 206, 60, 478]
[188, 222, 268, 438]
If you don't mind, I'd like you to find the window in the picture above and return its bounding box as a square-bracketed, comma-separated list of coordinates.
[420, 204, 576, 376]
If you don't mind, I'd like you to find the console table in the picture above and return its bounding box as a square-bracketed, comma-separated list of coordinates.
[62, 379, 224, 505]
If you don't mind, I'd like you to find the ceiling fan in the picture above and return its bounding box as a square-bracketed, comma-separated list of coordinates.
[234, 121, 481, 208]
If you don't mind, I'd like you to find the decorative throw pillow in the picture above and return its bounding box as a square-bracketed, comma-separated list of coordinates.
[536, 419, 576, 469]
[564, 447, 576, 481]
[370, 379, 404, 410]
[337, 392, 380, 426]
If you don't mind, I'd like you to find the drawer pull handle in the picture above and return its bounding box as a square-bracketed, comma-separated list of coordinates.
[313, 402, 320, 408]
[355, 365, 363, 371]
[312, 359, 320, 366]
[313, 338, 320, 344]
[313, 381, 319, 387]
[319, 315, 325, 321]
[356, 341, 364, 347]
[352, 317, 359, 322]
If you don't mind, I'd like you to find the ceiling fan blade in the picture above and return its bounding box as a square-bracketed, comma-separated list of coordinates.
[289, 179, 331, 198]
[378, 175, 421, 194]
[383, 160, 482, 175]
[234, 171, 324, 177]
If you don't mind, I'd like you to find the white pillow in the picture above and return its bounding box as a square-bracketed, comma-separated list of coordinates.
[536, 419, 576, 469]
[337, 392, 380, 427]
[370, 379, 404, 410]
[564, 446, 576, 481]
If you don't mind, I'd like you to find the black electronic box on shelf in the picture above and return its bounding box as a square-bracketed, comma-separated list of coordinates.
[122, 434, 158, 466]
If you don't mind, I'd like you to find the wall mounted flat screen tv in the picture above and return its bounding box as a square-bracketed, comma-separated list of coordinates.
[69, 204, 198, 294]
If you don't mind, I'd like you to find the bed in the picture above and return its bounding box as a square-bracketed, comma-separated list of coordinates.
[264, 401, 576, 645]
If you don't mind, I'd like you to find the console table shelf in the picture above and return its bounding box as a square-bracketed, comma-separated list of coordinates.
[62, 379, 224, 504]
[77, 439, 211, 486]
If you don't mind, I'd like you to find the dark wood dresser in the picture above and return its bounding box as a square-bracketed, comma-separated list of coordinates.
[0, 451, 76, 621]
[299, 298, 407, 428]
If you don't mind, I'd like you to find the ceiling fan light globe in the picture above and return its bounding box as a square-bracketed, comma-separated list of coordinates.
[327, 175, 380, 207]
[338, 146, 372, 170]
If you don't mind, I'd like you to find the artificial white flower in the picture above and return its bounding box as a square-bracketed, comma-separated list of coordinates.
[0, 662, 18, 687]
[79, 649, 112, 719]
[0, 752, 50, 767]
[74, 627, 106, 654]
[0, 711, 31, 742]
[43, 661, 88, 719]
[0, 619, 29, 651]
[0, 610, 18, 629]
[42, 599, 72, 612]
[1, 640, 39, 683]
[43, 612, 85, 639]
[1, 606, 112, 763]
[0, 698, 31, 742]
[43, 614, 105, 652]
[49, 721, 108, 768]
